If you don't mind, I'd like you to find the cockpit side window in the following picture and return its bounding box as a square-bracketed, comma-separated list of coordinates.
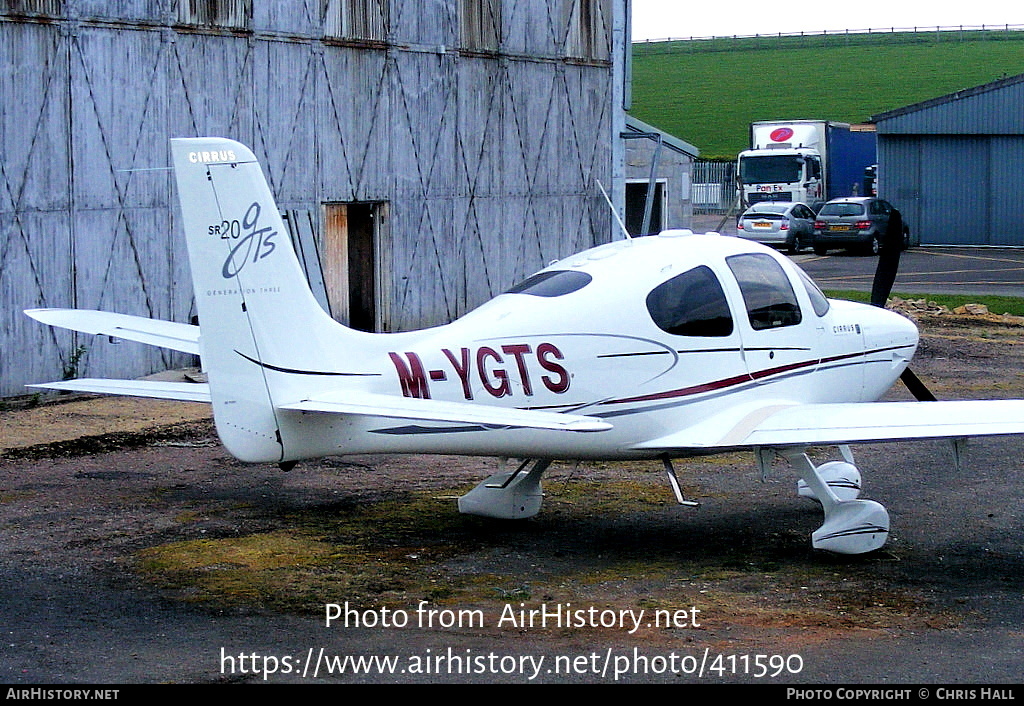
[646, 266, 733, 337]
[726, 253, 802, 330]
[506, 270, 592, 297]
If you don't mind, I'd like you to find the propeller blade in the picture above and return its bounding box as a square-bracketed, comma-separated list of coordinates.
[899, 368, 937, 402]
[870, 244, 900, 307]
[870, 208, 937, 402]
[870, 210, 904, 307]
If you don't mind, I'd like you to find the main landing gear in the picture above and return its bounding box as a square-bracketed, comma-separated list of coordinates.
[458, 459, 551, 519]
[457, 456, 702, 520]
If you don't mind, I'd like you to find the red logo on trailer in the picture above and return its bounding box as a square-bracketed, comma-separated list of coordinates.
[770, 127, 794, 142]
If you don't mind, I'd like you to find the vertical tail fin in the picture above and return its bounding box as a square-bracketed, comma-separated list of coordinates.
[171, 138, 356, 462]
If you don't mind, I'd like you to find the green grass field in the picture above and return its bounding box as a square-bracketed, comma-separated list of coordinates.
[825, 290, 1024, 316]
[631, 30, 1024, 159]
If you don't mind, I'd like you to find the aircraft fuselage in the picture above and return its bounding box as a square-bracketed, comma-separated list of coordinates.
[271, 232, 918, 461]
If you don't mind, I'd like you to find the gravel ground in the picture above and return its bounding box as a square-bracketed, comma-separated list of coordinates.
[1, 316, 1023, 684]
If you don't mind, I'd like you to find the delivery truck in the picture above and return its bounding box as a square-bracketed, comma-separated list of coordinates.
[737, 120, 876, 211]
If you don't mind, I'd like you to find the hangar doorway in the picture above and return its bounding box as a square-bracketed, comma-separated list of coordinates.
[625, 179, 665, 236]
[322, 202, 388, 332]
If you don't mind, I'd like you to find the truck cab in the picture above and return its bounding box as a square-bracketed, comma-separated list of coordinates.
[738, 147, 822, 208]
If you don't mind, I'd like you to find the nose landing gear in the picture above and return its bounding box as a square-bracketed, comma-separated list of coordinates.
[781, 447, 890, 554]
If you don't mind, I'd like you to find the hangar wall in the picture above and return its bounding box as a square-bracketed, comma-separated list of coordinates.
[879, 134, 1024, 246]
[0, 1, 623, 397]
[873, 73, 1024, 247]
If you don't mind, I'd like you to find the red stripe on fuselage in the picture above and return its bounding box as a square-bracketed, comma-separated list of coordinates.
[602, 345, 911, 406]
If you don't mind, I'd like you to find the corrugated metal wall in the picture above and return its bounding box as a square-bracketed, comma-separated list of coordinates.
[0, 0, 620, 397]
[880, 134, 1024, 246]
[875, 75, 1024, 247]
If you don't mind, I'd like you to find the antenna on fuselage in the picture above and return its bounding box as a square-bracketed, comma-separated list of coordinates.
[597, 180, 632, 241]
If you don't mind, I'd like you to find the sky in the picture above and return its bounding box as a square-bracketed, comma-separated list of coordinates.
[631, 0, 1023, 41]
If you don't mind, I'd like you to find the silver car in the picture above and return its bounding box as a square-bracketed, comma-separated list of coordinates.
[736, 202, 816, 254]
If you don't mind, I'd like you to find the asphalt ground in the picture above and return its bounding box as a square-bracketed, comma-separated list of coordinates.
[797, 248, 1024, 298]
[692, 214, 1024, 298]
[4, 400, 1024, 685]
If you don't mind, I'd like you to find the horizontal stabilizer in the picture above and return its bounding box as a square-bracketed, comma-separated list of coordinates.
[29, 378, 211, 403]
[634, 399, 1024, 451]
[278, 390, 612, 432]
[25, 309, 200, 355]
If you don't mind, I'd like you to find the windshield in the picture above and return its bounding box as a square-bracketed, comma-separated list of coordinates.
[739, 155, 802, 184]
[796, 267, 830, 317]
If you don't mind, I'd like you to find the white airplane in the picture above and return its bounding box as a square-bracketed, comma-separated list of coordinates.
[25, 138, 1024, 555]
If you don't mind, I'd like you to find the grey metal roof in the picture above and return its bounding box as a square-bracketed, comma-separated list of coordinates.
[871, 73, 1024, 134]
[624, 115, 700, 157]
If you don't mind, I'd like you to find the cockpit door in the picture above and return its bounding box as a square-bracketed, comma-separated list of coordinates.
[723, 253, 822, 390]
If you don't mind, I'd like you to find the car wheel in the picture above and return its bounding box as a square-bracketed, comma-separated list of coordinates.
[813, 245, 827, 256]
[787, 234, 799, 254]
[902, 227, 910, 250]
[868, 236, 881, 256]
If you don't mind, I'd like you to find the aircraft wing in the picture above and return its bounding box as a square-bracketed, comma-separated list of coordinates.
[279, 390, 612, 433]
[24, 308, 200, 355]
[633, 399, 1024, 451]
[28, 378, 211, 403]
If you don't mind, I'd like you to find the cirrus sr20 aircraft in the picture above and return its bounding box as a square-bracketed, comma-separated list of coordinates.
[25, 138, 1024, 555]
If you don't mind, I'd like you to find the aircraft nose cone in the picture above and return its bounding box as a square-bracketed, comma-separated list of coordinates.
[868, 305, 919, 364]
[891, 306, 919, 345]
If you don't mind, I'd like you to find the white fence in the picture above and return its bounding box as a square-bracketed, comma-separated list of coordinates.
[636, 24, 1024, 44]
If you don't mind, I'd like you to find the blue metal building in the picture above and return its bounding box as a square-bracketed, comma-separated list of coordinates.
[871, 73, 1024, 246]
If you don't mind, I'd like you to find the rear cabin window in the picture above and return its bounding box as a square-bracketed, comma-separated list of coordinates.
[726, 253, 802, 330]
[646, 266, 733, 337]
[819, 202, 865, 217]
[506, 270, 592, 297]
